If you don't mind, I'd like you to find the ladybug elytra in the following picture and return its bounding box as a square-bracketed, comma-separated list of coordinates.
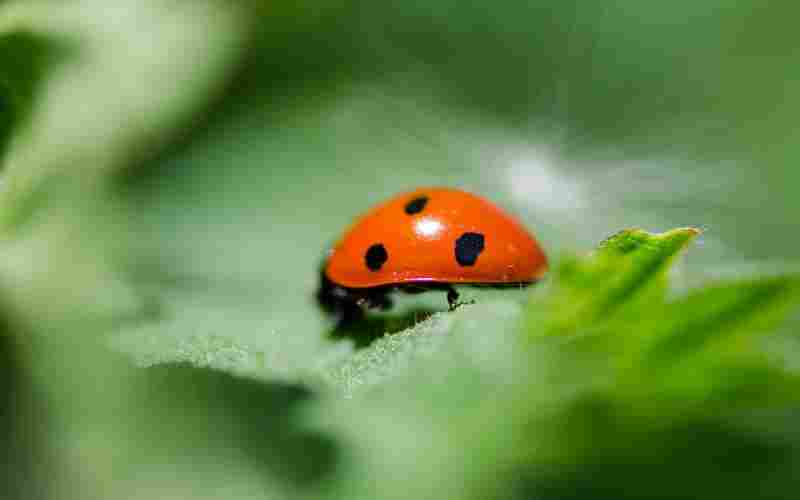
[317, 187, 547, 323]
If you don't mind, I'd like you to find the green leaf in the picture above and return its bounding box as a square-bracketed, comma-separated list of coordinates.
[511, 228, 800, 498]
[644, 275, 800, 366]
[524, 227, 800, 412]
[524, 227, 700, 339]
[620, 275, 800, 413]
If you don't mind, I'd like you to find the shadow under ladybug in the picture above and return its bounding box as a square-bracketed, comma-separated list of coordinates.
[316, 269, 533, 328]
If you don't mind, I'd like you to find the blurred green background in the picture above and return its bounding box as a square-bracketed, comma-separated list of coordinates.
[0, 1, 798, 499]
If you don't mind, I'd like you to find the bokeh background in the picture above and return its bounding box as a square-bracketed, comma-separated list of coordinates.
[0, 1, 798, 499]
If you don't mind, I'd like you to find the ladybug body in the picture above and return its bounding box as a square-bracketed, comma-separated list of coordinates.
[317, 187, 547, 323]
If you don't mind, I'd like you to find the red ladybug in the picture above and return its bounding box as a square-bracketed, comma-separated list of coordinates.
[317, 187, 547, 323]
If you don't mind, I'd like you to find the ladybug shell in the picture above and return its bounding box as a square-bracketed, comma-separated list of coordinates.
[324, 187, 547, 288]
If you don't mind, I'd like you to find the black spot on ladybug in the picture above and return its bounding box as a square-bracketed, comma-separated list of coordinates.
[365, 243, 388, 271]
[455, 232, 485, 266]
[404, 196, 429, 215]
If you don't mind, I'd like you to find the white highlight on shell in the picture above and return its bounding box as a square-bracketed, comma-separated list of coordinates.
[414, 217, 444, 238]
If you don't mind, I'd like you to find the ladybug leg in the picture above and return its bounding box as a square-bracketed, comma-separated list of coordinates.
[363, 287, 394, 311]
[338, 301, 365, 326]
[368, 293, 394, 311]
[446, 286, 459, 311]
[317, 270, 366, 326]
[446, 286, 476, 311]
[377, 296, 394, 311]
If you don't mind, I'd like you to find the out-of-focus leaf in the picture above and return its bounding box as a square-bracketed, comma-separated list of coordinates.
[521, 414, 800, 500]
[0, 3, 294, 499]
[127, 363, 338, 489]
[0, 0, 252, 232]
[0, 30, 61, 160]
[0, 0, 258, 336]
[0, 320, 50, 500]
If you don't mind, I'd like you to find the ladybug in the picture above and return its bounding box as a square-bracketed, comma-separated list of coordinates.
[317, 187, 548, 323]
